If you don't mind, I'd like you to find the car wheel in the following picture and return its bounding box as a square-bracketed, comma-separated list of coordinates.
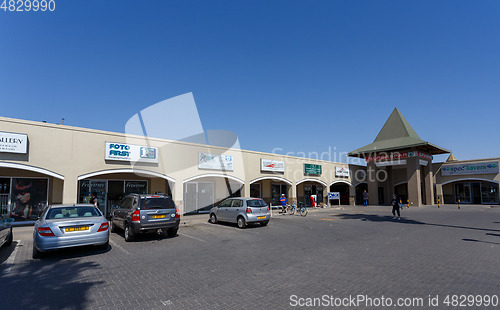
[124, 224, 135, 242]
[237, 216, 246, 229]
[167, 227, 178, 237]
[3, 228, 13, 247]
[32, 244, 43, 259]
[210, 213, 217, 224]
[260, 221, 269, 226]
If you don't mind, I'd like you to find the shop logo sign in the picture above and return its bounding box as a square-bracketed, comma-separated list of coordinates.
[335, 167, 349, 177]
[441, 161, 499, 176]
[105, 142, 158, 163]
[0, 131, 27, 154]
[199, 152, 234, 171]
[261, 159, 285, 172]
[304, 163, 322, 175]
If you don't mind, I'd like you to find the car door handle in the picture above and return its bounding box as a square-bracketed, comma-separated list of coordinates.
[236, 209, 239, 211]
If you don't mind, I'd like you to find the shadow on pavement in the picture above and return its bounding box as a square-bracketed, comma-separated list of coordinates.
[0, 240, 18, 265]
[462, 238, 500, 245]
[0, 252, 104, 310]
[335, 213, 500, 233]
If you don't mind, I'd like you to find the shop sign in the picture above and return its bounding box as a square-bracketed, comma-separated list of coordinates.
[441, 161, 499, 176]
[304, 164, 322, 175]
[105, 142, 158, 163]
[365, 151, 432, 162]
[199, 152, 233, 171]
[304, 186, 312, 191]
[0, 131, 27, 154]
[261, 159, 285, 172]
[335, 167, 349, 177]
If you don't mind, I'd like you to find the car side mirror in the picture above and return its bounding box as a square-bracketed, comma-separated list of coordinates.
[112, 205, 119, 209]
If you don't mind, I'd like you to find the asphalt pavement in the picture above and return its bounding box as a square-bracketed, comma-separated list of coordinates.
[1, 204, 499, 309]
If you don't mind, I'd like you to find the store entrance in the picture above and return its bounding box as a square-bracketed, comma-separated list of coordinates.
[0, 178, 10, 215]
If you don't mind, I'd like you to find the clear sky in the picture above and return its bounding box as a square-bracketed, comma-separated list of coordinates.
[1, 1, 499, 163]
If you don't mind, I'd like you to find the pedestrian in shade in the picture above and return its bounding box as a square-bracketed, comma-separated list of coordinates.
[391, 194, 400, 220]
[362, 190, 369, 206]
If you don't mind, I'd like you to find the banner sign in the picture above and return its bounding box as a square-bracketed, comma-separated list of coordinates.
[105, 142, 158, 163]
[335, 167, 349, 177]
[199, 152, 234, 171]
[304, 164, 322, 175]
[441, 161, 499, 176]
[0, 131, 27, 154]
[365, 151, 432, 162]
[10, 178, 48, 221]
[261, 159, 285, 172]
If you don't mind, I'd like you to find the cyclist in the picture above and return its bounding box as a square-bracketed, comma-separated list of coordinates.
[280, 194, 287, 214]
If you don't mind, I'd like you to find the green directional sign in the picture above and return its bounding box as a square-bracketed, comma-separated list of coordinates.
[304, 163, 322, 175]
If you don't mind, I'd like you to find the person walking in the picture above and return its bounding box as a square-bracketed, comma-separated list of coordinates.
[362, 190, 369, 206]
[89, 192, 99, 207]
[280, 194, 287, 214]
[391, 194, 400, 220]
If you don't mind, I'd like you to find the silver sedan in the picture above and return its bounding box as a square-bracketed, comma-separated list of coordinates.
[33, 204, 109, 259]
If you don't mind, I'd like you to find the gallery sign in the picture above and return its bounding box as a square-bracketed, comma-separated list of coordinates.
[261, 159, 285, 172]
[199, 152, 234, 171]
[304, 163, 322, 175]
[441, 161, 499, 176]
[0, 131, 27, 154]
[105, 142, 158, 163]
[365, 151, 432, 162]
[335, 167, 349, 177]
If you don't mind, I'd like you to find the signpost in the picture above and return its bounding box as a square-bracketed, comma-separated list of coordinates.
[328, 192, 340, 207]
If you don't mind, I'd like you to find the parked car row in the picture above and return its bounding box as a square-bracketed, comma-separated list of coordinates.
[26, 195, 269, 259]
[0, 214, 13, 249]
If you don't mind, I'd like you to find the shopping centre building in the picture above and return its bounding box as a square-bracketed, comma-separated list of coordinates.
[0, 108, 498, 223]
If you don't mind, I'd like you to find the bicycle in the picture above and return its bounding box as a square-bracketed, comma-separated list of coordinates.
[288, 202, 308, 217]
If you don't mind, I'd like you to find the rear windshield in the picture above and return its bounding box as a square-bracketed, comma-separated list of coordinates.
[46, 207, 101, 219]
[141, 197, 175, 210]
[247, 199, 267, 207]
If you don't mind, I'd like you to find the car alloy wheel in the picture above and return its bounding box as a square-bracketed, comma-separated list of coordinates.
[237, 216, 246, 229]
[124, 225, 135, 242]
[210, 214, 217, 224]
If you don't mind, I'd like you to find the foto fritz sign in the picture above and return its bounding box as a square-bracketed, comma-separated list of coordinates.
[105, 142, 158, 163]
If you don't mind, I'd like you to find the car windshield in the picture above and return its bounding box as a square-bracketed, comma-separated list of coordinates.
[46, 207, 101, 219]
[247, 199, 267, 207]
[141, 197, 175, 209]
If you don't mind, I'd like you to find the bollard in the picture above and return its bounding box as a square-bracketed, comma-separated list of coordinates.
[458, 199, 460, 209]
[407, 199, 409, 208]
[438, 197, 440, 208]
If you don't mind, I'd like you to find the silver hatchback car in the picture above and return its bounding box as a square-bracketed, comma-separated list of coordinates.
[209, 197, 270, 228]
[33, 204, 110, 259]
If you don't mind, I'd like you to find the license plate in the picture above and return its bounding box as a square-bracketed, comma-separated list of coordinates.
[66, 226, 89, 232]
[257, 216, 265, 220]
[152, 215, 165, 219]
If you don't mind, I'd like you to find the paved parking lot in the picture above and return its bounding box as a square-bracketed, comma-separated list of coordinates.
[1, 204, 500, 309]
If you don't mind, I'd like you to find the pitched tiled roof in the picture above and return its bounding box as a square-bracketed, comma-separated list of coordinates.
[348, 108, 450, 157]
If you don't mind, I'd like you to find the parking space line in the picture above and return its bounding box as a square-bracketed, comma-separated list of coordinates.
[178, 233, 206, 242]
[202, 222, 260, 234]
[109, 239, 130, 254]
[3, 240, 21, 274]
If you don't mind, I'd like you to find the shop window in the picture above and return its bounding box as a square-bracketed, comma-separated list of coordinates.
[250, 183, 261, 198]
[481, 183, 499, 204]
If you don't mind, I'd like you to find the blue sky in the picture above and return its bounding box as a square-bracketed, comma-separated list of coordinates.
[1, 0, 499, 163]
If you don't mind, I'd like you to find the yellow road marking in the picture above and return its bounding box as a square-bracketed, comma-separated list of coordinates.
[317, 218, 338, 221]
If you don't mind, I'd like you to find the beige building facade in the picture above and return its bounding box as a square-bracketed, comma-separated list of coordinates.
[1, 114, 498, 223]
